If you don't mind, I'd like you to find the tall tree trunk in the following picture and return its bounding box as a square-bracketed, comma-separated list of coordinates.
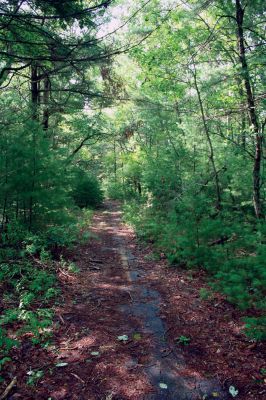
[113, 140, 117, 182]
[31, 64, 39, 121]
[29, 64, 39, 229]
[42, 74, 50, 130]
[192, 63, 222, 211]
[235, 0, 263, 218]
[2, 149, 8, 229]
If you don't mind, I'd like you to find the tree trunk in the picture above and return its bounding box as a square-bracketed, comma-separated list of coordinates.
[235, 0, 263, 218]
[192, 63, 222, 211]
[31, 64, 39, 120]
[29, 64, 39, 229]
[42, 74, 50, 130]
[113, 140, 117, 182]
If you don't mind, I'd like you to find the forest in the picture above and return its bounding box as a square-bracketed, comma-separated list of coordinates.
[0, 0, 265, 399]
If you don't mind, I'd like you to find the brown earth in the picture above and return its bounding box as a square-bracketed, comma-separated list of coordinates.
[2, 202, 266, 399]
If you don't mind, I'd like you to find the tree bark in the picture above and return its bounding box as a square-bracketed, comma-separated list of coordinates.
[192, 63, 222, 211]
[42, 74, 50, 130]
[114, 140, 117, 182]
[29, 64, 39, 229]
[235, 0, 263, 218]
[31, 63, 39, 120]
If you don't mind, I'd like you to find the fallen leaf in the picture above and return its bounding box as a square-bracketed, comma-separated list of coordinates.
[229, 386, 239, 397]
[117, 335, 129, 341]
[159, 383, 168, 389]
[55, 362, 68, 367]
[26, 370, 33, 376]
[133, 333, 142, 340]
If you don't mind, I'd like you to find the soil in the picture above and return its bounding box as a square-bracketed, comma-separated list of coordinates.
[2, 201, 266, 399]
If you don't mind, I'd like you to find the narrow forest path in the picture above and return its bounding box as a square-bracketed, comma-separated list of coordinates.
[50, 201, 228, 400]
[12, 202, 265, 399]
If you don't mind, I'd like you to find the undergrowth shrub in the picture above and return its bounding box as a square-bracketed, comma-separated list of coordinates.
[0, 260, 57, 362]
[72, 171, 103, 208]
[0, 206, 92, 363]
[124, 198, 266, 340]
[106, 180, 140, 200]
[106, 181, 126, 200]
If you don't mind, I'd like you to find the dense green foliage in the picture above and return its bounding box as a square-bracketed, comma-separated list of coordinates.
[0, 0, 109, 364]
[0, 205, 93, 366]
[98, 0, 266, 339]
[0, 0, 265, 370]
[72, 171, 104, 208]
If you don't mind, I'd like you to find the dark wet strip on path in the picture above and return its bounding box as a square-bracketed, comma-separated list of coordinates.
[105, 204, 229, 400]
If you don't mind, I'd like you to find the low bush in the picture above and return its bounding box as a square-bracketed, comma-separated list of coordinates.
[72, 172, 103, 208]
[106, 181, 126, 200]
[0, 260, 57, 363]
[124, 199, 266, 340]
[0, 207, 92, 362]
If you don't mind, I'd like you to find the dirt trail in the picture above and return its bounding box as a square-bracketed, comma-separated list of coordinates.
[54, 202, 227, 400]
[10, 202, 265, 399]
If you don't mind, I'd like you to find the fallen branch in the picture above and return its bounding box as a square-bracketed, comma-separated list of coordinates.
[60, 347, 78, 350]
[125, 290, 134, 303]
[89, 258, 103, 264]
[208, 233, 237, 247]
[58, 314, 65, 324]
[209, 236, 229, 246]
[58, 268, 74, 279]
[0, 377, 17, 400]
[71, 373, 85, 384]
[89, 266, 101, 271]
